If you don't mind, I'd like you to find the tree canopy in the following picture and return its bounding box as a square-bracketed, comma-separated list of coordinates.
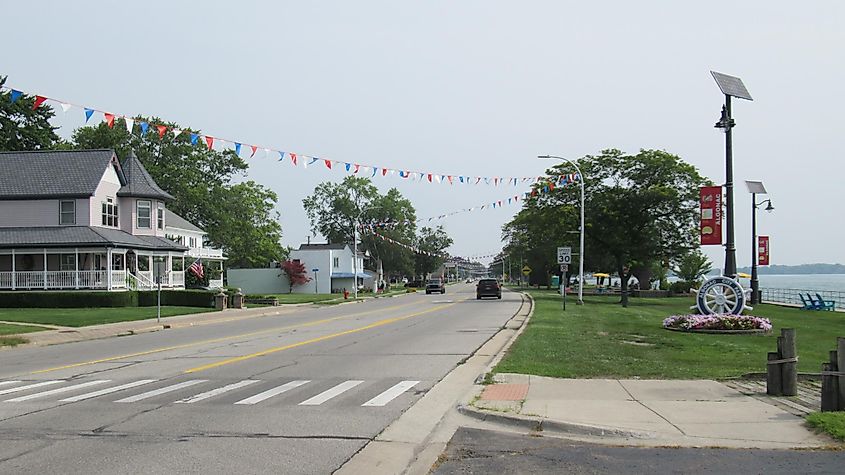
[414, 226, 453, 277]
[0, 77, 60, 151]
[503, 148, 708, 305]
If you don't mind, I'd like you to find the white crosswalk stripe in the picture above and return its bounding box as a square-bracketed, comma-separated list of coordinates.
[299, 380, 364, 406]
[234, 380, 310, 405]
[60, 380, 158, 402]
[115, 380, 207, 403]
[5, 380, 110, 402]
[0, 380, 63, 396]
[362, 380, 419, 407]
[176, 380, 259, 404]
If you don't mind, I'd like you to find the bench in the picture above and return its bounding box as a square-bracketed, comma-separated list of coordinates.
[799, 293, 835, 311]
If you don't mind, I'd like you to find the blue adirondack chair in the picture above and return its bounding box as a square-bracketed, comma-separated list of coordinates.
[815, 293, 836, 311]
[799, 293, 816, 310]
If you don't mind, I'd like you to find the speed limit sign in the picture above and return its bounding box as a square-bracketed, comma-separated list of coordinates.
[557, 247, 572, 264]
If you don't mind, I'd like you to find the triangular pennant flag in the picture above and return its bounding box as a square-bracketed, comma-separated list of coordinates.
[172, 128, 182, 137]
[60, 102, 72, 113]
[124, 117, 134, 133]
[324, 159, 332, 169]
[156, 125, 167, 138]
[31, 95, 47, 110]
[250, 145, 257, 158]
[10, 90, 23, 103]
[427, 173, 432, 182]
[345, 162, 351, 172]
[447, 176, 453, 184]
[140, 122, 149, 136]
[278, 151, 285, 161]
[290, 152, 297, 166]
[264, 148, 271, 157]
[190, 133, 199, 145]
[372, 167, 378, 178]
[104, 113, 115, 128]
[382, 168, 388, 176]
[84, 108, 95, 123]
[459, 176, 464, 183]
[354, 164, 360, 174]
[234, 143, 242, 156]
[475, 177, 481, 185]
[205, 136, 214, 149]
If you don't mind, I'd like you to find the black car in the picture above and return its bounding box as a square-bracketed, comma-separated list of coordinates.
[476, 278, 501, 299]
[425, 278, 446, 294]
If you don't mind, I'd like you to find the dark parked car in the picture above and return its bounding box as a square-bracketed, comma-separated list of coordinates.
[425, 278, 446, 294]
[476, 278, 501, 299]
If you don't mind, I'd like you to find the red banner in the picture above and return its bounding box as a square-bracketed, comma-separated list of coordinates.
[700, 186, 722, 245]
[758, 236, 769, 266]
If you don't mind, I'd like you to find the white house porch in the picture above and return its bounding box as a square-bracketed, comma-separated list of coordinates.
[0, 248, 185, 291]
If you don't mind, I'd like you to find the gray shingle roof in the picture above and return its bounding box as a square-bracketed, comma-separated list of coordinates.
[0, 226, 188, 251]
[298, 243, 350, 251]
[0, 149, 117, 199]
[164, 209, 204, 233]
[117, 151, 174, 200]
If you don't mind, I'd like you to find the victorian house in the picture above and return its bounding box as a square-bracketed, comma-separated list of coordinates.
[0, 149, 224, 291]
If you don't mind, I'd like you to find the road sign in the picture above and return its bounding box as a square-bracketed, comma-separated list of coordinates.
[312, 268, 319, 272]
[560, 264, 568, 272]
[557, 247, 572, 264]
[521, 265, 532, 276]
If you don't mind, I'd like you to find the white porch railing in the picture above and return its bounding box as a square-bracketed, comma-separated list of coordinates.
[111, 270, 127, 289]
[0, 270, 184, 290]
[170, 271, 185, 287]
[208, 278, 223, 289]
[78, 270, 108, 288]
[0, 272, 12, 289]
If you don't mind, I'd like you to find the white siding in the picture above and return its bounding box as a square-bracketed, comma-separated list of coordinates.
[288, 250, 333, 294]
[89, 166, 122, 229]
[0, 199, 88, 227]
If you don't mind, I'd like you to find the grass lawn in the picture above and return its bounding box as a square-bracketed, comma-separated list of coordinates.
[0, 323, 44, 335]
[0, 306, 214, 328]
[495, 290, 845, 379]
[806, 412, 845, 441]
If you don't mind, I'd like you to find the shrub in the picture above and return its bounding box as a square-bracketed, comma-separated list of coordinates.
[0, 291, 138, 308]
[668, 280, 694, 295]
[662, 314, 772, 332]
[138, 290, 216, 308]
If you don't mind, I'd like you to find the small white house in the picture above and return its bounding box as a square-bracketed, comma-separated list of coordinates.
[227, 243, 370, 295]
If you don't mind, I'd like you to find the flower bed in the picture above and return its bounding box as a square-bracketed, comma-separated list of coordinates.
[662, 314, 772, 333]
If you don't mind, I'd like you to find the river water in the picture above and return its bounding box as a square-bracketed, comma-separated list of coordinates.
[754, 274, 845, 293]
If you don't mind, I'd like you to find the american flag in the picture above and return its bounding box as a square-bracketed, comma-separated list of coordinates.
[189, 258, 204, 279]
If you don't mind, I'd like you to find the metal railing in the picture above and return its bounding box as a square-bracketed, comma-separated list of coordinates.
[760, 287, 845, 307]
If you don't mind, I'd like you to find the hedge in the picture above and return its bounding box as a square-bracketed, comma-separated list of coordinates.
[0, 290, 215, 308]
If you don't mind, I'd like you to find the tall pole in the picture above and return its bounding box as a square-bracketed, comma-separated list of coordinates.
[353, 219, 359, 300]
[723, 95, 737, 279]
[751, 193, 759, 304]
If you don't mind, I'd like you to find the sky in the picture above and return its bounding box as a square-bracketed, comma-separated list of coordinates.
[4, 1, 843, 267]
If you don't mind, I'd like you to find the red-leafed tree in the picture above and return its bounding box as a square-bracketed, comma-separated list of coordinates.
[280, 260, 311, 293]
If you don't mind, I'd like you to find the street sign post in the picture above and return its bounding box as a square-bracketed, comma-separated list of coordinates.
[312, 268, 319, 294]
[557, 247, 572, 265]
[560, 264, 568, 272]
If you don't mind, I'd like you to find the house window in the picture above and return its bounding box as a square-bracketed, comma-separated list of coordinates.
[101, 198, 118, 227]
[59, 200, 76, 225]
[157, 203, 164, 230]
[333, 257, 340, 268]
[189, 237, 197, 248]
[137, 200, 151, 228]
[60, 254, 75, 271]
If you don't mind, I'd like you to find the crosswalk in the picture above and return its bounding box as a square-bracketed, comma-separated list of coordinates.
[0, 378, 420, 408]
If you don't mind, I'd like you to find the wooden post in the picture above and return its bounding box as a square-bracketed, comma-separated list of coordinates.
[821, 350, 839, 412]
[780, 328, 797, 397]
[837, 338, 845, 410]
[767, 352, 782, 396]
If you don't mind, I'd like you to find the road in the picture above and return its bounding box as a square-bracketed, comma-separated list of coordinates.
[434, 427, 845, 474]
[0, 283, 522, 474]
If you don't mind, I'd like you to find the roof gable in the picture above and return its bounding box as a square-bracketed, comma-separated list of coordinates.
[165, 209, 204, 233]
[117, 151, 174, 200]
[0, 149, 118, 199]
[298, 243, 350, 251]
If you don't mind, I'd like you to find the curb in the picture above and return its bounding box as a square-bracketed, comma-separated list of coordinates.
[457, 404, 657, 440]
[473, 291, 533, 384]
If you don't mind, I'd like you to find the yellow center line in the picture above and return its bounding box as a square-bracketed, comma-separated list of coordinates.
[29, 300, 422, 375]
[184, 300, 460, 374]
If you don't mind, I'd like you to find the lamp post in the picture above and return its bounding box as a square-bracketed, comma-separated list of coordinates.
[538, 155, 585, 305]
[745, 180, 773, 304]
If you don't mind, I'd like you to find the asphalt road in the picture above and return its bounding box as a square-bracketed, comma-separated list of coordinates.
[0, 283, 522, 474]
[434, 427, 845, 474]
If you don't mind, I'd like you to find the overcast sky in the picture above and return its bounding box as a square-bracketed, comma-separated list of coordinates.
[5, 1, 843, 267]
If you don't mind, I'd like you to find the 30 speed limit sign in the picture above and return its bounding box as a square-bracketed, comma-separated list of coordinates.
[557, 247, 572, 264]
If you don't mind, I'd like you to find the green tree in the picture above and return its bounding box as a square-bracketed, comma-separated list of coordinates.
[673, 248, 713, 285]
[302, 176, 417, 280]
[280, 259, 312, 293]
[0, 76, 60, 151]
[414, 226, 453, 278]
[70, 118, 283, 267]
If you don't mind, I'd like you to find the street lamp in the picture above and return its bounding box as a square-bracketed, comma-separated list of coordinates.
[745, 180, 774, 304]
[538, 155, 585, 305]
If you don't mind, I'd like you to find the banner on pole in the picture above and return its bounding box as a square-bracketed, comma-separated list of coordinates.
[699, 186, 722, 245]
[758, 236, 769, 265]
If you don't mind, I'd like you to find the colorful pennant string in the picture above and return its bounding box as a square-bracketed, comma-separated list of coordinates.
[0, 83, 583, 188]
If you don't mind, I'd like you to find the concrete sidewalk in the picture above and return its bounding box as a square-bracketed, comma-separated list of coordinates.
[1, 304, 308, 349]
[461, 373, 836, 449]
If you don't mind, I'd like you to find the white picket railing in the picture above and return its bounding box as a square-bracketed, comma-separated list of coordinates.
[0, 269, 183, 290]
[0, 272, 12, 289]
[170, 271, 185, 288]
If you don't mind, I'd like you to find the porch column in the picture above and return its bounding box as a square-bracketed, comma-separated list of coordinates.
[74, 248, 79, 289]
[11, 249, 15, 290]
[43, 248, 47, 290]
[107, 248, 112, 291]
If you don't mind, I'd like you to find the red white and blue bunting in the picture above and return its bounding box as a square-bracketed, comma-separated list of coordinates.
[2, 83, 580, 187]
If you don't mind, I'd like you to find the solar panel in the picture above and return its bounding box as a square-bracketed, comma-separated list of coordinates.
[744, 180, 767, 194]
[711, 71, 753, 101]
